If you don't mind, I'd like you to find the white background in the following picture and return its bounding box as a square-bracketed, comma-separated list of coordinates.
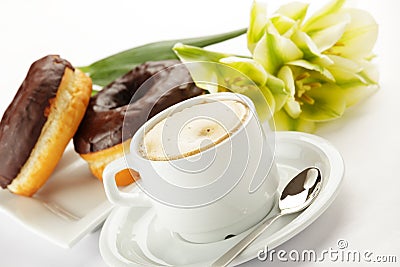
[0, 0, 399, 266]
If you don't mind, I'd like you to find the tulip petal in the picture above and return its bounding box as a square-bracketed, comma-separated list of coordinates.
[325, 56, 379, 86]
[303, 0, 347, 32]
[300, 83, 346, 121]
[266, 73, 286, 93]
[328, 55, 363, 73]
[325, 55, 368, 84]
[284, 99, 302, 119]
[274, 109, 316, 132]
[358, 60, 379, 84]
[173, 43, 230, 93]
[287, 59, 335, 81]
[270, 15, 297, 36]
[271, 92, 289, 113]
[173, 42, 229, 62]
[275, 2, 309, 23]
[291, 30, 333, 66]
[248, 1, 268, 53]
[230, 83, 275, 122]
[304, 12, 350, 33]
[254, 32, 303, 74]
[309, 19, 349, 52]
[330, 9, 379, 59]
[277, 66, 301, 118]
[342, 83, 379, 107]
[278, 67, 299, 118]
[258, 85, 276, 120]
[278, 66, 295, 96]
[265, 74, 289, 112]
[220, 56, 268, 85]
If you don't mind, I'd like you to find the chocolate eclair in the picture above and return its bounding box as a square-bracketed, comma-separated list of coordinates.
[0, 55, 92, 196]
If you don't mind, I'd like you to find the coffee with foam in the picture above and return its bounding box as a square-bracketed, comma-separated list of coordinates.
[142, 100, 249, 161]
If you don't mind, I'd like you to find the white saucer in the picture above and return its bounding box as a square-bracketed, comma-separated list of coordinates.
[99, 131, 344, 266]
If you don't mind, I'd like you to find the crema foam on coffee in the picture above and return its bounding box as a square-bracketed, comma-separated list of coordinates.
[141, 100, 249, 161]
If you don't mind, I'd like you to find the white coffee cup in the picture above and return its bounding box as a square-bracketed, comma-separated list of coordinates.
[103, 92, 279, 243]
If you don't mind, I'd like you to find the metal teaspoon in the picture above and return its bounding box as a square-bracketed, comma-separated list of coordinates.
[212, 167, 322, 267]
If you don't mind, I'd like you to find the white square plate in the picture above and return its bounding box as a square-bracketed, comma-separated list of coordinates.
[0, 143, 113, 248]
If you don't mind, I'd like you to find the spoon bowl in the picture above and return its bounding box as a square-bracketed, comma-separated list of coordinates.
[280, 167, 321, 214]
[212, 167, 322, 267]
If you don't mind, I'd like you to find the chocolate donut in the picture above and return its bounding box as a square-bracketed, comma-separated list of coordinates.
[0, 55, 92, 196]
[73, 60, 203, 185]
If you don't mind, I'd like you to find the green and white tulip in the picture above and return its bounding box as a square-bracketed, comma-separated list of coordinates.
[174, 0, 379, 132]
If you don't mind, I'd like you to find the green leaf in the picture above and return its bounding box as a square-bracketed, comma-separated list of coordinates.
[79, 28, 247, 86]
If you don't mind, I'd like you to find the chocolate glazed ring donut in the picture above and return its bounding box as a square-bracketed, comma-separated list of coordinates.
[0, 55, 92, 196]
[73, 60, 204, 185]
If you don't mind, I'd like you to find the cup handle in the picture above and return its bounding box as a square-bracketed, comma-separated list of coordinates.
[103, 157, 151, 207]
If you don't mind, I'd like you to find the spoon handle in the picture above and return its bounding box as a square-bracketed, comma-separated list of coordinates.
[212, 213, 282, 267]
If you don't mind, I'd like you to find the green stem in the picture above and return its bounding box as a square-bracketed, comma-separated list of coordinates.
[79, 28, 247, 86]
